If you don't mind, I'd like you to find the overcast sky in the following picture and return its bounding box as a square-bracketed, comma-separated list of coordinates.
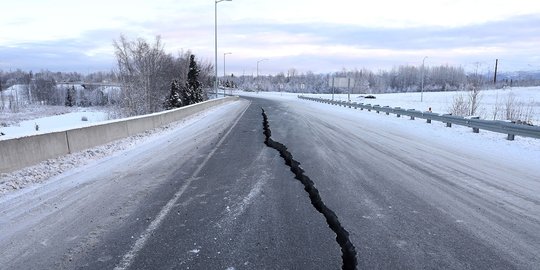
[1, 0, 540, 76]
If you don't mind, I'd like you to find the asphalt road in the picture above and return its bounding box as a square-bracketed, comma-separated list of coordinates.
[1, 96, 539, 270]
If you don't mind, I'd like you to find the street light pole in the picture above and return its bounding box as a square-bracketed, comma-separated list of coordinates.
[256, 58, 268, 77]
[223, 52, 232, 96]
[256, 59, 268, 93]
[215, 0, 231, 98]
[223, 52, 232, 77]
[421, 56, 428, 102]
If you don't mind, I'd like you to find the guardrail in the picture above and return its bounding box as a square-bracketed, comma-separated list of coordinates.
[0, 97, 239, 173]
[298, 96, 540, 141]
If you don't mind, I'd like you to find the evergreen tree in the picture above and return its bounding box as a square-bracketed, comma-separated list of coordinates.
[164, 79, 183, 109]
[65, 86, 76, 107]
[185, 54, 202, 104]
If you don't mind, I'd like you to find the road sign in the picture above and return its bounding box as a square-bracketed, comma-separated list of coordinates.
[329, 77, 354, 88]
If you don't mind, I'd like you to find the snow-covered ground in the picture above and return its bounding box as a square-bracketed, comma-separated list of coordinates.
[237, 89, 540, 157]
[300, 86, 540, 125]
[0, 109, 109, 140]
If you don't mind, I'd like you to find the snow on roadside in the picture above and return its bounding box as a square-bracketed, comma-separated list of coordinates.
[0, 106, 114, 140]
[298, 86, 540, 125]
[236, 90, 540, 163]
[0, 103, 232, 196]
[1, 105, 76, 126]
[0, 110, 109, 140]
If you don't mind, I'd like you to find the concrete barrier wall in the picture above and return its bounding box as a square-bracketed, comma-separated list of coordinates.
[126, 115, 157, 136]
[0, 131, 70, 173]
[66, 121, 129, 153]
[0, 97, 238, 173]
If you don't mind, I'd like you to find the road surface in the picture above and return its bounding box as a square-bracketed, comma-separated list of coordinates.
[1, 95, 539, 270]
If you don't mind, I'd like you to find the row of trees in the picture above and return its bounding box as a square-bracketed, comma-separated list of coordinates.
[164, 55, 204, 109]
[0, 69, 120, 111]
[113, 35, 212, 116]
[0, 69, 117, 89]
[0, 35, 212, 115]
[0, 80, 116, 111]
[229, 65, 540, 94]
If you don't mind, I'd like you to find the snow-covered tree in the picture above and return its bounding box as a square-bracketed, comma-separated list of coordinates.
[113, 35, 172, 116]
[164, 80, 183, 109]
[184, 54, 203, 105]
[65, 86, 76, 107]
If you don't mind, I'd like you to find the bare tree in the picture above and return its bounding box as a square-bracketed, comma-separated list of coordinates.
[113, 35, 171, 116]
[491, 92, 503, 120]
[449, 93, 469, 116]
[468, 87, 482, 116]
[30, 77, 57, 105]
[505, 92, 518, 120]
[0, 73, 4, 110]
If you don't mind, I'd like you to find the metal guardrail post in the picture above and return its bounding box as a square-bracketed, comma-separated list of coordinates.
[424, 111, 434, 123]
[469, 116, 480, 133]
[443, 114, 452, 127]
[383, 106, 390, 115]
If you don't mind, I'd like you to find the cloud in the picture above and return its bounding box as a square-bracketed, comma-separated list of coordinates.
[1, 10, 539, 74]
[215, 14, 540, 73]
[0, 29, 119, 72]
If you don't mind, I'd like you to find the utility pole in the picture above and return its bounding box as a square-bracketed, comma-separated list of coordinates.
[347, 77, 351, 102]
[421, 56, 428, 102]
[256, 59, 268, 93]
[331, 77, 335, 101]
[493, 59, 499, 85]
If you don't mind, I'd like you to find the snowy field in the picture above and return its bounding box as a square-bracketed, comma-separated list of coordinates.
[0, 108, 109, 140]
[0, 83, 119, 140]
[300, 86, 540, 125]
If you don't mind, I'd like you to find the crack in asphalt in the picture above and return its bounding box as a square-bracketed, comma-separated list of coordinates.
[261, 108, 358, 270]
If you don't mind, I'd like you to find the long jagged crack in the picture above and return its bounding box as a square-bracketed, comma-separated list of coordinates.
[261, 108, 358, 270]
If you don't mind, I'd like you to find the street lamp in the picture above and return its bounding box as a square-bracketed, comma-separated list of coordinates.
[421, 56, 428, 102]
[215, 0, 231, 98]
[223, 52, 232, 77]
[223, 52, 232, 96]
[256, 58, 268, 77]
[256, 59, 268, 93]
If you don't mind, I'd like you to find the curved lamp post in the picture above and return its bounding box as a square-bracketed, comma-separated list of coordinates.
[256, 59, 268, 93]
